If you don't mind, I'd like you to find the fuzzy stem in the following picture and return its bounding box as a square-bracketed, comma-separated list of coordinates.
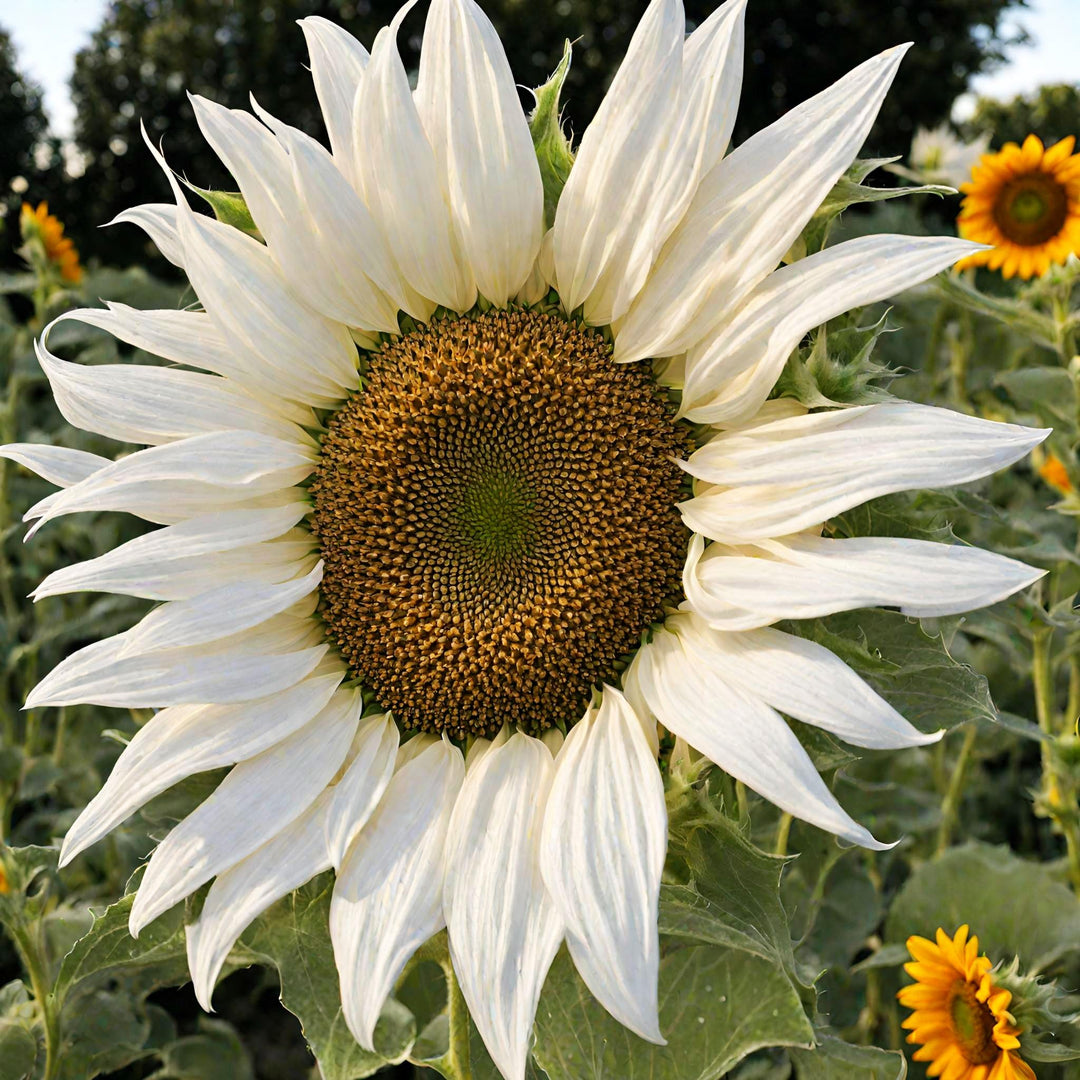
[9, 919, 60, 1080]
[936, 724, 977, 855]
[1032, 629, 1080, 892]
[774, 812, 793, 856]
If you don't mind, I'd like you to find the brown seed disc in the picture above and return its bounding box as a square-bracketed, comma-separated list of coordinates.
[993, 171, 1069, 246]
[309, 309, 689, 738]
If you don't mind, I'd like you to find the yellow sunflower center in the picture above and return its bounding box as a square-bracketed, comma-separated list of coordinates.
[310, 309, 689, 738]
[946, 978, 999, 1066]
[993, 172, 1069, 247]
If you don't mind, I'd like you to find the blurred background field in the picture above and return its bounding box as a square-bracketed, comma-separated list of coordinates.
[1, 0, 1078, 272]
[1, 2, 1080, 1079]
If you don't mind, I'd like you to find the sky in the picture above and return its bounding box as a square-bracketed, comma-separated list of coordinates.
[3, 0, 1080, 140]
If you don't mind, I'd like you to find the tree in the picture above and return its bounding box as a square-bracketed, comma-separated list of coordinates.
[68, 0, 1025, 265]
[0, 25, 64, 258]
[965, 83, 1080, 149]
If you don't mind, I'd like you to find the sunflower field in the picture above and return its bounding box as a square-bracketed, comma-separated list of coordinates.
[1, 2, 1080, 1079]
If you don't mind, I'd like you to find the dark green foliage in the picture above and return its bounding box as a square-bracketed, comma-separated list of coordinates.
[0, 26, 65, 263]
[966, 83, 1080, 150]
[65, 0, 1024, 264]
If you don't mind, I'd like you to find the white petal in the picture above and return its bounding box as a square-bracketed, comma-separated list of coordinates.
[444, 734, 563, 1080]
[354, 4, 475, 313]
[684, 531, 1045, 627]
[681, 235, 982, 424]
[0, 442, 108, 487]
[129, 686, 362, 935]
[109, 203, 185, 268]
[331, 738, 464, 1050]
[26, 629, 327, 710]
[680, 403, 1049, 543]
[299, 16, 369, 179]
[268, 117, 412, 323]
[540, 686, 667, 1044]
[675, 615, 938, 748]
[60, 672, 342, 867]
[191, 96, 404, 333]
[28, 431, 314, 533]
[118, 562, 323, 657]
[142, 129, 358, 403]
[187, 788, 334, 1011]
[36, 323, 307, 447]
[682, 0, 747, 174]
[415, 0, 544, 305]
[615, 45, 910, 363]
[33, 506, 310, 601]
[551, 0, 684, 321]
[324, 712, 399, 870]
[636, 619, 890, 848]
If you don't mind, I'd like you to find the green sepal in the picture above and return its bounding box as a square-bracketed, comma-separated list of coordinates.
[773, 311, 897, 409]
[992, 957, 1080, 1063]
[530, 41, 575, 228]
[190, 187, 263, 240]
[795, 158, 954, 256]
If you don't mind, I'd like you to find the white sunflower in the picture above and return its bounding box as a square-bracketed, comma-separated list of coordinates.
[2, 0, 1048, 1076]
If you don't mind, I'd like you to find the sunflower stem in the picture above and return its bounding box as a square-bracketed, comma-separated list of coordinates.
[411, 931, 471, 1079]
[1032, 628, 1080, 892]
[9, 917, 60, 1080]
[774, 812, 793, 856]
[936, 723, 977, 855]
[443, 951, 472, 1080]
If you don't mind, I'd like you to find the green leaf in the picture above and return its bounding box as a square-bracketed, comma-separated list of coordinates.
[885, 843, 1080, 974]
[0, 844, 58, 929]
[0, 1019, 37, 1080]
[45, 892, 190, 1080]
[789, 1035, 907, 1079]
[233, 873, 414, 1079]
[149, 1019, 255, 1080]
[533, 944, 813, 1080]
[190, 188, 262, 239]
[994, 367, 1077, 431]
[661, 784, 801, 984]
[56, 984, 170, 1080]
[529, 41, 574, 229]
[53, 891, 189, 1003]
[0, 272, 38, 296]
[784, 610, 996, 735]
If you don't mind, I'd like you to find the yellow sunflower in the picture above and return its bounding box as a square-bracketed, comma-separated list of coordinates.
[957, 133, 1080, 279]
[19, 201, 83, 284]
[899, 925, 1035, 1080]
[1037, 451, 1074, 496]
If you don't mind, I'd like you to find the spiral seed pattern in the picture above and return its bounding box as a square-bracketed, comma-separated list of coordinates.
[310, 309, 688, 737]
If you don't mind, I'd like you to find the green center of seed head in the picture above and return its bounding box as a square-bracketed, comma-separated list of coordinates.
[1010, 188, 1048, 224]
[456, 468, 536, 560]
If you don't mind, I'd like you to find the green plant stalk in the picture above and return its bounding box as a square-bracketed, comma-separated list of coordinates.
[774, 812, 793, 856]
[1051, 284, 1077, 363]
[410, 931, 471, 1080]
[935, 724, 978, 855]
[8, 917, 60, 1080]
[1031, 628, 1080, 891]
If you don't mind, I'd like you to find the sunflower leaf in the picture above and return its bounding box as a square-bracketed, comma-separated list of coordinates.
[885, 842, 1080, 974]
[533, 944, 813, 1080]
[789, 1034, 908, 1078]
[232, 873, 415, 1080]
[661, 782, 804, 985]
[782, 609, 996, 735]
